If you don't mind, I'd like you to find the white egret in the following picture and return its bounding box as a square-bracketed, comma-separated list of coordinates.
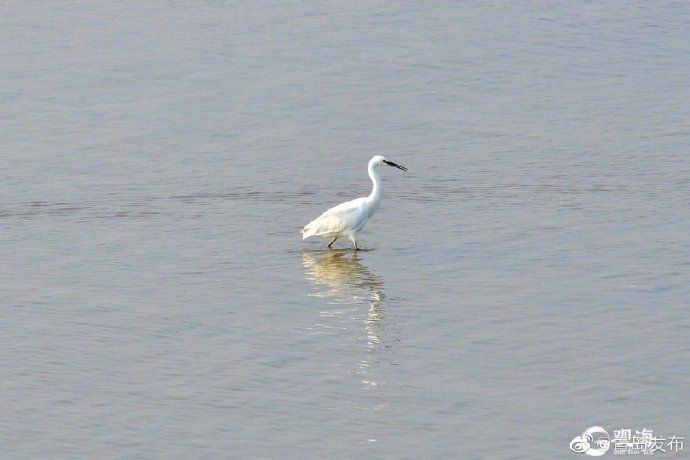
[301, 155, 407, 250]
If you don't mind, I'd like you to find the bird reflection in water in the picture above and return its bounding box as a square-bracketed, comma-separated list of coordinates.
[301, 250, 393, 389]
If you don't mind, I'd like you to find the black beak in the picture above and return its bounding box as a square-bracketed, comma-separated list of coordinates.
[383, 160, 407, 171]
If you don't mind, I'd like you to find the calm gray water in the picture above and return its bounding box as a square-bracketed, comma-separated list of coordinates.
[2, 2, 689, 458]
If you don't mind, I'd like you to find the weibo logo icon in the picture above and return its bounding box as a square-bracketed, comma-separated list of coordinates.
[570, 426, 611, 456]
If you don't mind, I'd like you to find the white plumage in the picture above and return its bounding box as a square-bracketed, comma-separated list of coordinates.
[301, 155, 407, 250]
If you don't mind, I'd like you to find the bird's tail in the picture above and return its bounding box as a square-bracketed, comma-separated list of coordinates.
[301, 223, 317, 240]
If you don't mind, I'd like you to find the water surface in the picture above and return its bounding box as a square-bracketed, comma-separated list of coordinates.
[2, 2, 689, 458]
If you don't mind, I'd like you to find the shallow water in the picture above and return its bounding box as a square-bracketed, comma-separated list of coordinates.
[2, 2, 689, 458]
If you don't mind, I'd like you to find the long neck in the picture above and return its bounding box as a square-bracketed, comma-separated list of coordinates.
[367, 163, 382, 205]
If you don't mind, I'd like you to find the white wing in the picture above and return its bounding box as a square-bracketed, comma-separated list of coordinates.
[301, 198, 368, 238]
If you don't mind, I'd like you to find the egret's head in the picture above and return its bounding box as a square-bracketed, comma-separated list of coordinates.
[370, 155, 407, 171]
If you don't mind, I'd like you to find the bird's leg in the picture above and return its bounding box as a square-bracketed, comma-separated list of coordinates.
[327, 237, 338, 249]
[349, 234, 358, 251]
